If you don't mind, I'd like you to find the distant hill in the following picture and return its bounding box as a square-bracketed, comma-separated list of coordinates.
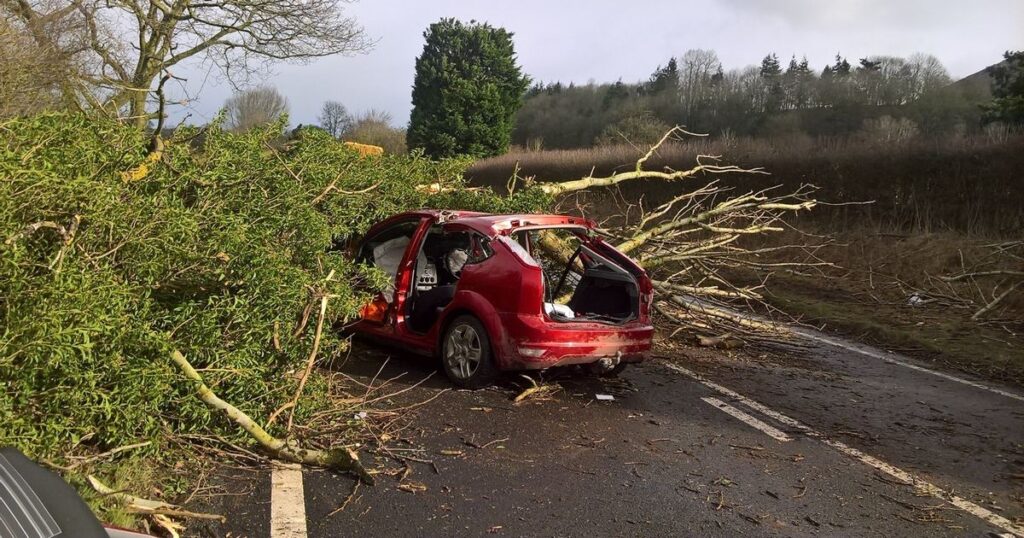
[949, 60, 1004, 101]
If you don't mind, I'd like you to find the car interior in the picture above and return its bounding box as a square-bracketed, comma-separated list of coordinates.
[515, 228, 640, 325]
[355, 220, 421, 299]
[357, 222, 638, 330]
[405, 226, 475, 332]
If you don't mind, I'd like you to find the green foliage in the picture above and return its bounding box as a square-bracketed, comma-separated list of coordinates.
[982, 50, 1024, 126]
[643, 58, 680, 97]
[0, 114, 548, 465]
[407, 18, 530, 159]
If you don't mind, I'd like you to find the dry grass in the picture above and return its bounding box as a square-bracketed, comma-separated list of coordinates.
[737, 229, 1024, 385]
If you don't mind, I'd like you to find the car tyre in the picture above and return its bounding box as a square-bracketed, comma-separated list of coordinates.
[441, 315, 498, 389]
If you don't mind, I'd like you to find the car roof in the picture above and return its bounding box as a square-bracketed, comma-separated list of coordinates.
[383, 210, 595, 235]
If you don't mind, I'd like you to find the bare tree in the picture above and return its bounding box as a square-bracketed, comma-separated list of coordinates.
[224, 86, 288, 131]
[0, 1, 93, 116]
[907, 53, 951, 99]
[0, 17, 61, 117]
[2, 0, 371, 128]
[678, 49, 721, 118]
[343, 109, 406, 154]
[317, 100, 352, 138]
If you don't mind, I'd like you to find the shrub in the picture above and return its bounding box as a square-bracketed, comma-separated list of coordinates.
[861, 115, 919, 144]
[594, 111, 672, 146]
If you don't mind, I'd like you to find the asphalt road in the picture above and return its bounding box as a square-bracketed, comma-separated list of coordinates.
[192, 331, 1024, 537]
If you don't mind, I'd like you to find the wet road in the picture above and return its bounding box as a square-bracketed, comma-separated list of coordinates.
[194, 332, 1024, 537]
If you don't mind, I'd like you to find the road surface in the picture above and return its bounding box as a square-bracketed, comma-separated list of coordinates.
[191, 331, 1024, 537]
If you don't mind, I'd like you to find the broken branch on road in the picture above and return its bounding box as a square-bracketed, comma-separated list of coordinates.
[169, 350, 375, 484]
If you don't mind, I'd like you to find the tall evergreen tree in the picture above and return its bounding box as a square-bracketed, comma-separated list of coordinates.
[407, 18, 530, 158]
[858, 58, 882, 72]
[833, 54, 852, 76]
[982, 50, 1024, 126]
[760, 53, 782, 77]
[790, 56, 814, 108]
[645, 58, 681, 95]
[760, 53, 784, 112]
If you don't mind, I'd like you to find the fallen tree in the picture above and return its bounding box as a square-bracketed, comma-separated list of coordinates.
[0, 113, 545, 523]
[1, 115, 817, 529]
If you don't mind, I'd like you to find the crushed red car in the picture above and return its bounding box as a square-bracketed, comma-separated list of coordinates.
[350, 210, 654, 388]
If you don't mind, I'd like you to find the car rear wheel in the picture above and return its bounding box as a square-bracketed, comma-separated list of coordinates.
[442, 315, 498, 389]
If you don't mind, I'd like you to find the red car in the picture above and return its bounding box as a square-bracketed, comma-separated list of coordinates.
[351, 210, 654, 388]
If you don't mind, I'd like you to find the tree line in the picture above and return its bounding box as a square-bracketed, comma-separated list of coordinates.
[2, 1, 1020, 159]
[513, 49, 1013, 149]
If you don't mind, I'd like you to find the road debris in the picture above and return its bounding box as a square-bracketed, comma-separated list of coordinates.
[513, 375, 559, 403]
[327, 482, 361, 517]
[465, 437, 509, 450]
[397, 481, 428, 493]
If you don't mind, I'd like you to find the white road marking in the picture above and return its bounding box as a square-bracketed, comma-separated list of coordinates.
[701, 397, 792, 442]
[792, 328, 1024, 403]
[270, 463, 307, 538]
[664, 362, 1024, 538]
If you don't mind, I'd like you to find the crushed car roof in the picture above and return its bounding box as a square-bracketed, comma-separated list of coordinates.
[385, 210, 595, 235]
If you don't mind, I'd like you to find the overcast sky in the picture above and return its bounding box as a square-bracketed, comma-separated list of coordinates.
[171, 0, 1024, 127]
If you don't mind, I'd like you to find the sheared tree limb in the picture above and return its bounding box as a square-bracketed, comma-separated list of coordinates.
[652, 280, 762, 300]
[169, 350, 374, 484]
[526, 126, 822, 338]
[663, 292, 788, 334]
[941, 270, 1024, 282]
[971, 281, 1022, 320]
[536, 126, 768, 196]
[283, 269, 335, 432]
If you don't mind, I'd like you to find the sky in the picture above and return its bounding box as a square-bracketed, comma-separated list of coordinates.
[170, 0, 1024, 127]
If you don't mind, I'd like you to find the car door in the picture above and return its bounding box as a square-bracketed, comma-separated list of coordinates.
[354, 217, 428, 330]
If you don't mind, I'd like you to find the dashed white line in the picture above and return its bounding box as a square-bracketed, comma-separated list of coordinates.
[270, 462, 307, 538]
[664, 361, 1024, 538]
[701, 397, 792, 442]
[792, 328, 1024, 403]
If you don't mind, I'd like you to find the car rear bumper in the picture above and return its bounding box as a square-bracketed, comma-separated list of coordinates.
[498, 313, 653, 370]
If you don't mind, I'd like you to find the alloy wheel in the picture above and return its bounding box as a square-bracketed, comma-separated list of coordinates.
[445, 323, 482, 379]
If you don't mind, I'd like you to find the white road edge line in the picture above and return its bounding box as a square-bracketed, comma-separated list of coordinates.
[270, 462, 308, 538]
[793, 328, 1024, 403]
[665, 362, 1024, 538]
[701, 397, 792, 442]
[675, 294, 1024, 403]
